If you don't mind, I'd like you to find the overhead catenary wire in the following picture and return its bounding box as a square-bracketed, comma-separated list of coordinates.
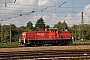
[14, 0, 16, 3]
[0, 0, 90, 27]
[59, 0, 73, 7]
[4, 1, 7, 20]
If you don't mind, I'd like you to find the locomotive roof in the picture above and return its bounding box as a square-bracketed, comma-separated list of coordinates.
[48, 28, 58, 30]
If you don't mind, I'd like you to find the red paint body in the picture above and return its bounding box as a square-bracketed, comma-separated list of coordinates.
[22, 28, 71, 43]
[22, 28, 71, 41]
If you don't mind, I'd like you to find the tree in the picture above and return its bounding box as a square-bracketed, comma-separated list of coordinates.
[17, 26, 27, 39]
[26, 21, 33, 31]
[10, 24, 18, 42]
[70, 24, 90, 40]
[0, 24, 1, 42]
[17, 26, 26, 32]
[45, 25, 50, 28]
[2, 25, 10, 42]
[53, 21, 62, 31]
[62, 20, 68, 31]
[35, 17, 45, 31]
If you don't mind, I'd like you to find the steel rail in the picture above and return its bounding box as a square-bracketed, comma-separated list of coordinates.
[0, 50, 90, 60]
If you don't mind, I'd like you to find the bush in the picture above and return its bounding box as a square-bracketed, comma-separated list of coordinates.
[0, 42, 23, 48]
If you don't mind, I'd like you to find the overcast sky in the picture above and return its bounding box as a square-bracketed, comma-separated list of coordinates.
[0, 0, 90, 27]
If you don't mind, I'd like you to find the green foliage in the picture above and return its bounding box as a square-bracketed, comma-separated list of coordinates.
[45, 25, 50, 28]
[17, 26, 26, 32]
[73, 40, 90, 45]
[2, 25, 10, 42]
[0, 42, 23, 48]
[62, 20, 68, 31]
[0, 24, 20, 42]
[54, 21, 68, 31]
[54, 21, 62, 31]
[26, 21, 33, 31]
[70, 24, 90, 40]
[11, 24, 18, 42]
[35, 17, 45, 31]
[16, 26, 27, 39]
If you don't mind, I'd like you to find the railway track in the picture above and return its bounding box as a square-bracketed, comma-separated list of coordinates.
[0, 49, 90, 60]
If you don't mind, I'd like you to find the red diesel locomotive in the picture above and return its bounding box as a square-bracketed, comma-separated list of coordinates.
[21, 28, 72, 46]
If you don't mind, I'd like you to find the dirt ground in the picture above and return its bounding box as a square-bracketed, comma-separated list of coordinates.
[0, 45, 90, 52]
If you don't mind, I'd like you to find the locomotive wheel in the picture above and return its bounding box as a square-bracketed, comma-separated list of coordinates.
[24, 44, 32, 47]
[32, 41, 43, 46]
[58, 41, 66, 45]
[36, 42, 43, 46]
[65, 41, 69, 45]
[51, 43, 58, 46]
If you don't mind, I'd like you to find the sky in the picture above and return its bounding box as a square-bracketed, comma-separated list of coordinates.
[0, 0, 90, 27]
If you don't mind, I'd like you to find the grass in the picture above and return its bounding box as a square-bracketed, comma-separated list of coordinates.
[72, 40, 90, 45]
[0, 42, 23, 48]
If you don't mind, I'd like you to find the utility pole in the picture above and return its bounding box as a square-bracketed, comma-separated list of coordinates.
[81, 12, 84, 41]
[10, 23, 11, 42]
[0, 20, 3, 43]
[79, 24, 81, 40]
[0, 24, 2, 43]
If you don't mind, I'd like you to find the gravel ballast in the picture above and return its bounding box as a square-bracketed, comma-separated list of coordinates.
[0, 45, 90, 52]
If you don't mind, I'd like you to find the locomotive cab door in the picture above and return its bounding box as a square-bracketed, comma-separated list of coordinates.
[48, 28, 58, 39]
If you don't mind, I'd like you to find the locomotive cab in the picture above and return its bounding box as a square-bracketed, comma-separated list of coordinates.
[48, 28, 58, 33]
[45, 28, 58, 32]
[45, 28, 58, 39]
